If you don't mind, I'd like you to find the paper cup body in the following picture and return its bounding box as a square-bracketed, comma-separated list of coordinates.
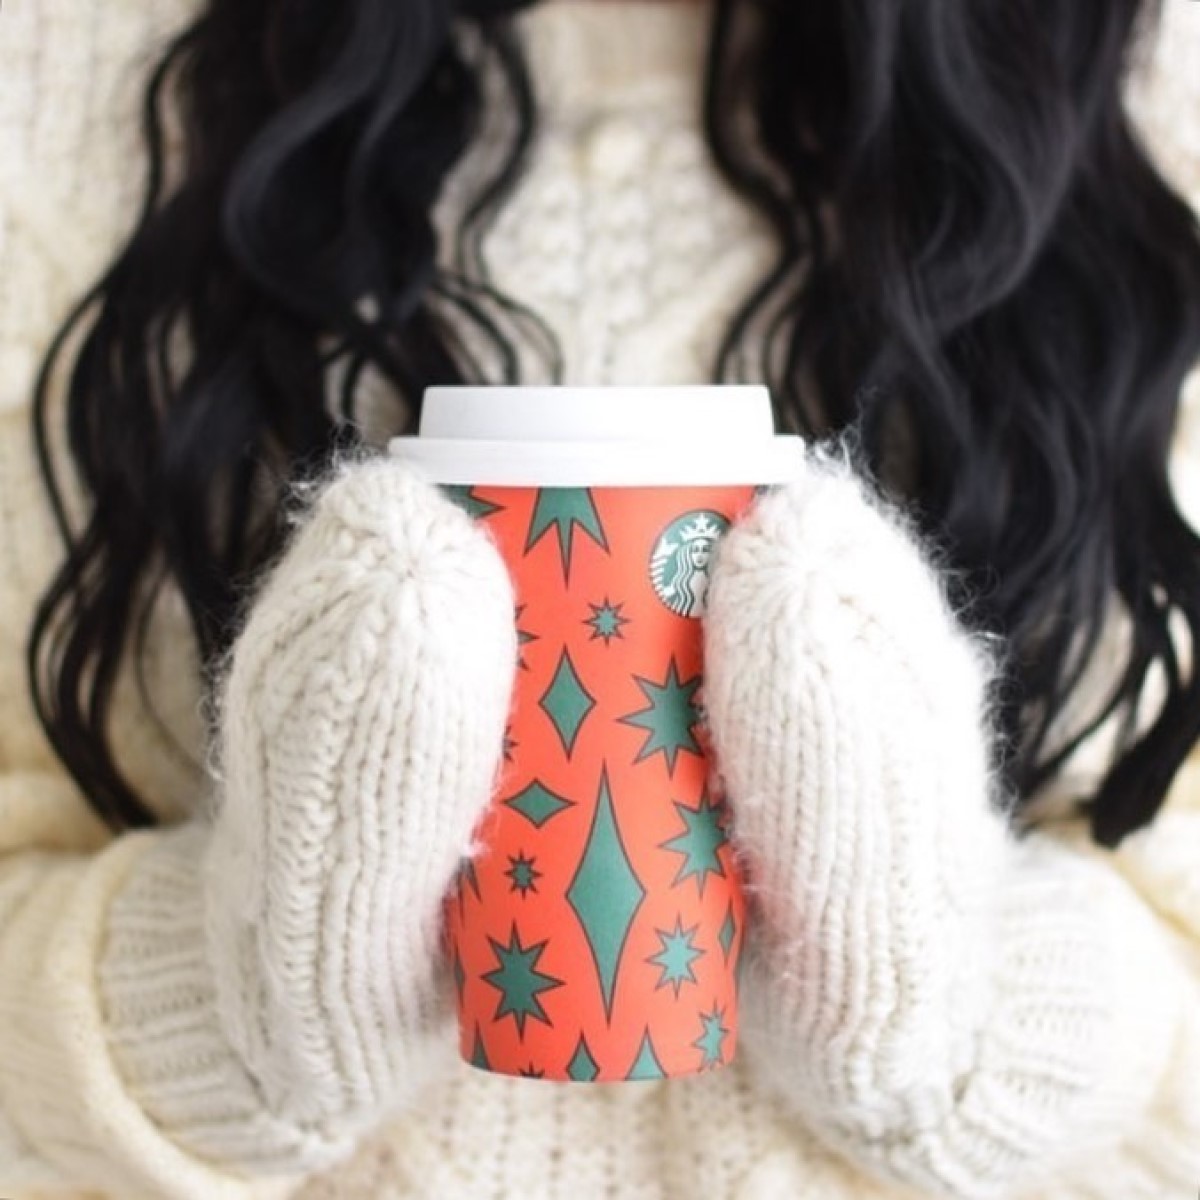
[389, 387, 800, 1082]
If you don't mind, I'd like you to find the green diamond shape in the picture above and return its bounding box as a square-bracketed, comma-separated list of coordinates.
[567, 1035, 600, 1081]
[471, 1027, 490, 1070]
[566, 768, 646, 1020]
[719, 904, 737, 962]
[626, 1029, 666, 1081]
[505, 780, 573, 828]
[458, 856, 481, 902]
[540, 648, 596, 756]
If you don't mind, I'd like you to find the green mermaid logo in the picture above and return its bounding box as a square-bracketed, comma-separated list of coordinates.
[649, 510, 730, 618]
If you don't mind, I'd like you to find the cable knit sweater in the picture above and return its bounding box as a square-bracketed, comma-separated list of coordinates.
[2, 3, 1200, 1199]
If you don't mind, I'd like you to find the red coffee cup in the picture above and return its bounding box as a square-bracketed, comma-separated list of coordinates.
[389, 386, 801, 1082]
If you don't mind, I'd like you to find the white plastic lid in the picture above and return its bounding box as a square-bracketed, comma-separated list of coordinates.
[389, 436, 803, 487]
[417, 385, 776, 442]
[389, 385, 804, 487]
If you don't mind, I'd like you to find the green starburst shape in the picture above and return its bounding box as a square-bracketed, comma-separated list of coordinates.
[515, 604, 539, 671]
[444, 485, 504, 521]
[618, 658, 703, 774]
[481, 923, 564, 1039]
[505, 850, 542, 897]
[693, 1003, 730, 1069]
[584, 596, 631, 645]
[660, 792, 729, 896]
[526, 488, 609, 582]
[648, 915, 705, 998]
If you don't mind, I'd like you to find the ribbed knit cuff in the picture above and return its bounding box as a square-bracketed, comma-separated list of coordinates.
[0, 829, 295, 1199]
[99, 822, 359, 1178]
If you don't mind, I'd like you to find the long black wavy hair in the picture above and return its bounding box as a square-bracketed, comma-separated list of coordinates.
[26, 0, 1200, 847]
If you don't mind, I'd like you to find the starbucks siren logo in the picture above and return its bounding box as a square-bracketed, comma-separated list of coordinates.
[649, 510, 730, 618]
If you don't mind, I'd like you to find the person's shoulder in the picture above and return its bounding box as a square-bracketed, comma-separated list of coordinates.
[1125, 0, 1200, 210]
[0, 403, 68, 594]
[0, 404, 117, 854]
[1127, 5, 1200, 534]
[1108, 753, 1200, 948]
[0, 400, 84, 742]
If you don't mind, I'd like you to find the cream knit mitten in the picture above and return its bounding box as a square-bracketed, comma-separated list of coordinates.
[99, 457, 516, 1176]
[702, 447, 1183, 1198]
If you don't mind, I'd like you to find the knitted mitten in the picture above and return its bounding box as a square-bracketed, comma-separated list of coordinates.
[99, 457, 516, 1176]
[702, 447, 1185, 1198]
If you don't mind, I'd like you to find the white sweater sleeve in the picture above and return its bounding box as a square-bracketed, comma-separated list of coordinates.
[702, 452, 1200, 1199]
[0, 822, 300, 1198]
[0, 769, 298, 1195]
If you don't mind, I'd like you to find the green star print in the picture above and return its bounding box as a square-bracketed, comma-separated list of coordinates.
[693, 1004, 730, 1069]
[482, 923, 564, 1038]
[584, 596, 631, 645]
[618, 658, 703, 773]
[525, 488, 609, 582]
[660, 792, 729, 896]
[648, 916, 705, 997]
[505, 851, 543, 896]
